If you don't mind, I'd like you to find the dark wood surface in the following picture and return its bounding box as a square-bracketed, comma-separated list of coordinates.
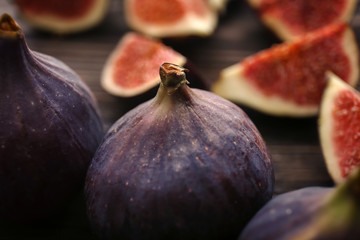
[1, 0, 359, 239]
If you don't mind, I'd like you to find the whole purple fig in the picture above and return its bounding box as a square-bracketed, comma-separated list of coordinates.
[0, 14, 104, 223]
[239, 168, 360, 240]
[85, 63, 274, 240]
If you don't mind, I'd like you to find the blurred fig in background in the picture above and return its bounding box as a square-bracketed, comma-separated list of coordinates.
[124, 0, 218, 38]
[13, 0, 109, 34]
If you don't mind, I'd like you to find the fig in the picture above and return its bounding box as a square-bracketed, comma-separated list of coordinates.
[102, 32, 183, 97]
[212, 23, 359, 117]
[319, 73, 360, 184]
[247, 0, 359, 41]
[124, 0, 218, 38]
[102, 32, 208, 98]
[0, 14, 104, 223]
[13, 0, 109, 34]
[85, 63, 274, 240]
[239, 167, 360, 240]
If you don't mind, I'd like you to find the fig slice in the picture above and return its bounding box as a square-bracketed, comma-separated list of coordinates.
[86, 63, 274, 240]
[13, 0, 109, 34]
[212, 23, 359, 117]
[239, 167, 360, 240]
[124, 0, 218, 38]
[247, 0, 359, 41]
[319, 73, 360, 184]
[102, 32, 190, 97]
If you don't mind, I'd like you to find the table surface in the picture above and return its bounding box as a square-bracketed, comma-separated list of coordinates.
[1, 0, 360, 239]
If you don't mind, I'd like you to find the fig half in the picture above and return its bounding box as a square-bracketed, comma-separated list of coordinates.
[212, 23, 359, 117]
[124, 0, 218, 38]
[0, 14, 104, 223]
[101, 32, 208, 97]
[239, 167, 360, 240]
[247, 0, 359, 41]
[13, 0, 109, 34]
[85, 63, 274, 240]
[319, 72, 360, 184]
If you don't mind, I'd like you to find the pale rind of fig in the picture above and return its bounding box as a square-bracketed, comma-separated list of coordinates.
[124, 0, 218, 38]
[207, 0, 230, 12]
[212, 23, 359, 117]
[14, 0, 109, 34]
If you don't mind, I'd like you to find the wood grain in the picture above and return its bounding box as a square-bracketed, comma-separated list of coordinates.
[1, 0, 359, 239]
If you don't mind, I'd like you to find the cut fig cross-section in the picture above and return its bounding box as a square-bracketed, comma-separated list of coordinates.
[247, 0, 359, 41]
[13, 0, 109, 34]
[101, 32, 187, 97]
[319, 72, 360, 184]
[212, 23, 359, 117]
[124, 0, 218, 38]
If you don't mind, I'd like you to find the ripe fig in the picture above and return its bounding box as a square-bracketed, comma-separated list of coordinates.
[247, 0, 359, 41]
[101, 32, 208, 98]
[212, 23, 359, 117]
[85, 63, 274, 240]
[13, 0, 109, 34]
[0, 14, 104, 223]
[239, 167, 360, 240]
[124, 0, 218, 38]
[319, 72, 360, 184]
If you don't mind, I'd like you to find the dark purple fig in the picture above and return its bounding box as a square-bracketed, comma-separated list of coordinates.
[239, 168, 360, 240]
[0, 14, 104, 223]
[85, 63, 274, 240]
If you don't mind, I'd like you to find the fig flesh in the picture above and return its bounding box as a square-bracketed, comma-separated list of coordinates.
[0, 14, 104, 223]
[239, 167, 360, 240]
[212, 23, 359, 117]
[85, 63, 274, 240]
[13, 0, 109, 34]
[319, 73, 360, 184]
[124, 0, 218, 38]
[247, 0, 359, 41]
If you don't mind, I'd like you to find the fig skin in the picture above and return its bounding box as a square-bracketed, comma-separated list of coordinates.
[239, 169, 360, 240]
[85, 63, 274, 240]
[0, 14, 104, 223]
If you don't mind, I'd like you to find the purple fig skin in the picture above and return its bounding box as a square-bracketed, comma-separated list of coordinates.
[85, 64, 274, 240]
[239, 186, 360, 240]
[239, 187, 332, 240]
[0, 14, 104, 223]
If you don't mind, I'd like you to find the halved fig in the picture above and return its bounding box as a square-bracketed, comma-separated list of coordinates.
[247, 0, 358, 41]
[13, 0, 109, 34]
[212, 23, 359, 117]
[319, 73, 360, 184]
[102, 32, 207, 97]
[124, 0, 218, 38]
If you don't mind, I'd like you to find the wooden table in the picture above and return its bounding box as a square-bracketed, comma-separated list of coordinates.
[1, 0, 359, 239]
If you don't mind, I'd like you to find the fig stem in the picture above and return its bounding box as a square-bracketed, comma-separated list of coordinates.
[160, 63, 189, 94]
[0, 13, 22, 38]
